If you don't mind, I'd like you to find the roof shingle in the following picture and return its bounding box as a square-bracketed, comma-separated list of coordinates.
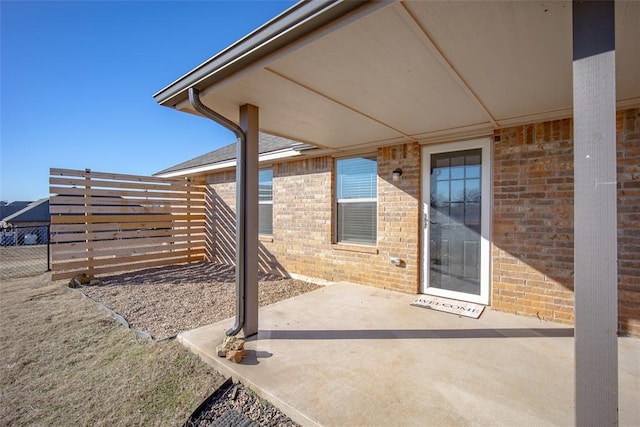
[155, 132, 311, 176]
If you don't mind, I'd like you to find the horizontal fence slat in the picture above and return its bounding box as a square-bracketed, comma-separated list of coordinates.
[52, 241, 205, 262]
[50, 186, 206, 201]
[51, 227, 205, 243]
[49, 177, 206, 193]
[52, 235, 205, 252]
[50, 167, 205, 185]
[51, 241, 205, 262]
[51, 214, 205, 224]
[50, 168, 209, 279]
[52, 243, 206, 261]
[50, 220, 205, 233]
[52, 247, 206, 271]
[51, 221, 174, 233]
[50, 205, 206, 215]
[50, 205, 171, 215]
[50, 195, 206, 208]
[51, 254, 206, 281]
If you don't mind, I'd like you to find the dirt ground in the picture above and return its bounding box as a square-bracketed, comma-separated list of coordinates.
[0, 263, 321, 425]
[0, 273, 225, 426]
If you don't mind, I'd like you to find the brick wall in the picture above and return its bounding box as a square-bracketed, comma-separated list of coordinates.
[362, 143, 420, 292]
[270, 156, 334, 280]
[493, 109, 640, 336]
[204, 112, 638, 336]
[617, 108, 640, 336]
[206, 143, 421, 294]
[492, 120, 575, 324]
[206, 170, 238, 265]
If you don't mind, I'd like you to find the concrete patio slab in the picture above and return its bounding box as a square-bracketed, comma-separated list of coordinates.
[178, 282, 640, 426]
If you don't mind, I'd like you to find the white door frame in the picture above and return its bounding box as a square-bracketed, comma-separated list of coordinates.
[421, 138, 492, 305]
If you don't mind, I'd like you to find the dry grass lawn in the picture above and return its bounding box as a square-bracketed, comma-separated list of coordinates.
[0, 273, 225, 425]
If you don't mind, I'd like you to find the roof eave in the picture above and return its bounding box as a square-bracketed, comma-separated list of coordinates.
[155, 147, 311, 178]
[152, 0, 373, 108]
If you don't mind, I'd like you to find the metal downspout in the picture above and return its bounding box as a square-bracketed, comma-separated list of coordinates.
[188, 87, 246, 337]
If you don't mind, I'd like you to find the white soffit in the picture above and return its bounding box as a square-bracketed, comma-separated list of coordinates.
[405, 1, 574, 122]
[198, 69, 403, 148]
[175, 0, 639, 151]
[267, 3, 490, 136]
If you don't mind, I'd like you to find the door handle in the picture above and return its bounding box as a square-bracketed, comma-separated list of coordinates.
[423, 215, 438, 228]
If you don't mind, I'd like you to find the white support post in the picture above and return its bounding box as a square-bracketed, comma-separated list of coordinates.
[572, 1, 618, 425]
[240, 104, 259, 337]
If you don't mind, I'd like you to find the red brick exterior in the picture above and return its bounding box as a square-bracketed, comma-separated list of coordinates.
[493, 108, 640, 336]
[204, 109, 639, 336]
[207, 143, 421, 294]
[617, 109, 640, 336]
[492, 120, 575, 324]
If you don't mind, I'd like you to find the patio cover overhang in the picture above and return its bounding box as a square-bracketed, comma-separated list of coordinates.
[154, 0, 639, 150]
[154, 1, 639, 424]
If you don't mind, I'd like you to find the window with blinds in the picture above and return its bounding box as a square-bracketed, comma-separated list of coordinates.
[336, 156, 377, 245]
[259, 169, 273, 235]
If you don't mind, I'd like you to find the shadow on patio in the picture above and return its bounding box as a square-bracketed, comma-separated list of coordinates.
[257, 328, 574, 340]
[179, 282, 640, 427]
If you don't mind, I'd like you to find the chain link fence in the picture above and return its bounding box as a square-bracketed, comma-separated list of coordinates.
[0, 225, 50, 280]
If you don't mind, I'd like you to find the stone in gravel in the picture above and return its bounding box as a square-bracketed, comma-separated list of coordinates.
[187, 382, 299, 426]
[210, 409, 258, 427]
[69, 273, 94, 288]
[226, 349, 245, 363]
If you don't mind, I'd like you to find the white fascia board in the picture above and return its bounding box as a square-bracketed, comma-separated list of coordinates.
[156, 149, 303, 179]
[158, 160, 238, 178]
[260, 149, 303, 162]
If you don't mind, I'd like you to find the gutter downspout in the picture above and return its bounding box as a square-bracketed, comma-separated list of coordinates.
[189, 87, 246, 337]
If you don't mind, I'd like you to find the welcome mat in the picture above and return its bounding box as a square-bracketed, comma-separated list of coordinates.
[411, 295, 485, 319]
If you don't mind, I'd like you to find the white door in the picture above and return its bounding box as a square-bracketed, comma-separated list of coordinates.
[421, 139, 491, 305]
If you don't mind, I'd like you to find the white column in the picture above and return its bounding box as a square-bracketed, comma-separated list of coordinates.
[572, 1, 618, 425]
[240, 104, 259, 337]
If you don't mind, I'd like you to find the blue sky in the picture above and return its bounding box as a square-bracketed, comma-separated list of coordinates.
[0, 0, 296, 202]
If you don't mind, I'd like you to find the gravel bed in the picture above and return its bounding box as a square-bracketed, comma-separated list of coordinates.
[78, 262, 320, 340]
[186, 379, 299, 427]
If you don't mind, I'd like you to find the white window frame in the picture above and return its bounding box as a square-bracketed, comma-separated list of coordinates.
[259, 169, 273, 236]
[335, 155, 378, 246]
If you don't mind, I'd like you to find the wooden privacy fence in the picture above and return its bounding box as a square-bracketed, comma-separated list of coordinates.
[49, 168, 207, 281]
